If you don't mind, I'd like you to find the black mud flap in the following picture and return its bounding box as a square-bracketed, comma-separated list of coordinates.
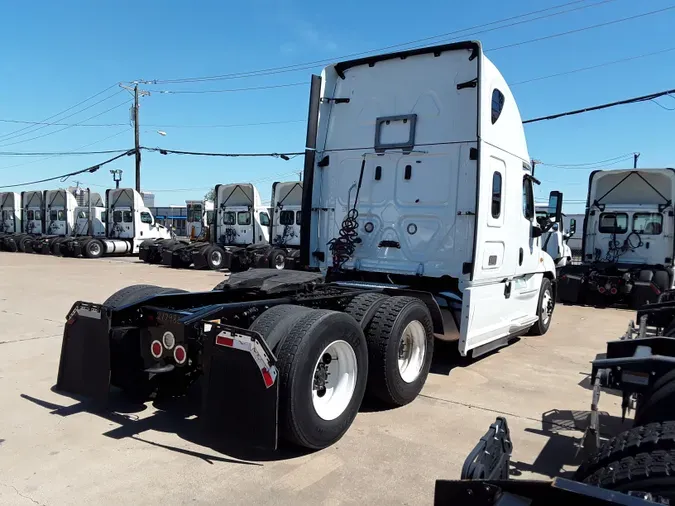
[56, 302, 111, 402]
[201, 323, 279, 451]
[557, 273, 584, 304]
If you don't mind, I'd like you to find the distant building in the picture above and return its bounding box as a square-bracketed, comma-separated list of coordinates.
[141, 192, 155, 207]
[148, 205, 187, 237]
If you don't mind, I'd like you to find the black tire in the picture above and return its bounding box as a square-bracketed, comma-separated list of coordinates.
[104, 284, 163, 309]
[363, 296, 434, 406]
[575, 422, 675, 480]
[655, 270, 671, 293]
[51, 238, 64, 255]
[205, 245, 227, 270]
[83, 238, 104, 259]
[18, 236, 31, 252]
[4, 239, 18, 253]
[212, 278, 230, 291]
[249, 304, 312, 352]
[527, 277, 554, 336]
[268, 248, 287, 270]
[344, 293, 390, 329]
[634, 378, 675, 426]
[582, 449, 675, 501]
[276, 309, 368, 449]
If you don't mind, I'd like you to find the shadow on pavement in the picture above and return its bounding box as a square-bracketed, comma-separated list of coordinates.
[509, 408, 630, 479]
[21, 388, 313, 464]
[430, 338, 521, 376]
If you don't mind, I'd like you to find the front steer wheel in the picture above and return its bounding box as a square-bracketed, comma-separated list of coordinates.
[276, 309, 368, 449]
[527, 277, 554, 336]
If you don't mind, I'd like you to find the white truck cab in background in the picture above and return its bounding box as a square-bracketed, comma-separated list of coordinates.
[0, 192, 21, 236]
[559, 168, 675, 308]
[186, 199, 214, 240]
[301, 40, 560, 357]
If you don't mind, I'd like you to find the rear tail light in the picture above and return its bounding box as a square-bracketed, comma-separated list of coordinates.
[610, 287, 618, 295]
[598, 286, 606, 294]
[150, 340, 163, 359]
[173, 345, 187, 364]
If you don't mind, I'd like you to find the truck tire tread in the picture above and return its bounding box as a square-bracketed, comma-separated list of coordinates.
[249, 304, 312, 352]
[582, 449, 675, 500]
[364, 296, 434, 406]
[344, 293, 389, 329]
[576, 422, 675, 479]
[635, 379, 675, 426]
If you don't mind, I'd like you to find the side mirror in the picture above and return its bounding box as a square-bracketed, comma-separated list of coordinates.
[569, 218, 576, 236]
[548, 191, 563, 223]
[531, 225, 543, 238]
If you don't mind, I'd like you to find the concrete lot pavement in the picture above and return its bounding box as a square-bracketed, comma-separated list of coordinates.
[0, 254, 632, 505]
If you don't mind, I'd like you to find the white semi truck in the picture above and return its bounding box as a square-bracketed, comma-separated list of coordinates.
[4, 190, 47, 252]
[67, 188, 171, 258]
[29, 189, 79, 254]
[53, 191, 107, 257]
[559, 168, 675, 308]
[0, 192, 22, 243]
[186, 199, 214, 239]
[57, 41, 561, 452]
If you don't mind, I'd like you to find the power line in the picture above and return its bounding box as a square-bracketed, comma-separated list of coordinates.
[142, 119, 305, 129]
[0, 129, 132, 172]
[539, 153, 636, 168]
[150, 82, 306, 94]
[0, 99, 132, 148]
[0, 118, 127, 127]
[0, 150, 135, 189]
[0, 83, 120, 141]
[0, 89, 126, 143]
[0, 148, 131, 157]
[142, 146, 304, 160]
[511, 46, 675, 86]
[524, 87, 675, 123]
[489, 5, 675, 52]
[143, 0, 606, 84]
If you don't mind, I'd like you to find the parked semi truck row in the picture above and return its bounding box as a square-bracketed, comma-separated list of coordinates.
[558, 168, 675, 309]
[57, 41, 567, 452]
[0, 188, 171, 257]
[139, 181, 303, 271]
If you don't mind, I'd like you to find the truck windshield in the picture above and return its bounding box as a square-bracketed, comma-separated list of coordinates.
[78, 211, 88, 219]
[599, 213, 628, 234]
[223, 211, 235, 225]
[238, 211, 251, 226]
[280, 210, 294, 225]
[123, 211, 133, 223]
[27, 210, 34, 220]
[57, 210, 66, 221]
[296, 211, 301, 225]
[113, 211, 123, 223]
[34, 210, 41, 220]
[50, 210, 58, 221]
[633, 213, 663, 235]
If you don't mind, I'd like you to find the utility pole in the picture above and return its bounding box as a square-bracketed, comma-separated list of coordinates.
[634, 152, 640, 169]
[134, 84, 141, 193]
[119, 83, 150, 193]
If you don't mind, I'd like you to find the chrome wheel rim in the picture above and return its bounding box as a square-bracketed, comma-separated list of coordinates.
[398, 320, 426, 383]
[311, 340, 358, 421]
[542, 289, 553, 325]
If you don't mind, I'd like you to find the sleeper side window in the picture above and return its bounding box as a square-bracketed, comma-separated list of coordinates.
[491, 172, 502, 219]
[522, 178, 534, 220]
[491, 89, 505, 124]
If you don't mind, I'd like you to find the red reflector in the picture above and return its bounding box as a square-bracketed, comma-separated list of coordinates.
[150, 340, 163, 358]
[174, 345, 186, 364]
[651, 284, 662, 295]
[598, 287, 606, 294]
[216, 335, 234, 347]
[262, 368, 274, 388]
[610, 287, 618, 295]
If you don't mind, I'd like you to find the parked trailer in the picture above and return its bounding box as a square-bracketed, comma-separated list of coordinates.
[65, 188, 172, 258]
[138, 199, 213, 265]
[0, 192, 22, 251]
[56, 41, 561, 451]
[1, 190, 46, 253]
[53, 191, 106, 257]
[559, 169, 675, 309]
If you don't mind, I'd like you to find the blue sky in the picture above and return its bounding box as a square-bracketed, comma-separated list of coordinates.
[1, 0, 674, 211]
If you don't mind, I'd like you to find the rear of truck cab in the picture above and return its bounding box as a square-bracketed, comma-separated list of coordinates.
[303, 41, 558, 356]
